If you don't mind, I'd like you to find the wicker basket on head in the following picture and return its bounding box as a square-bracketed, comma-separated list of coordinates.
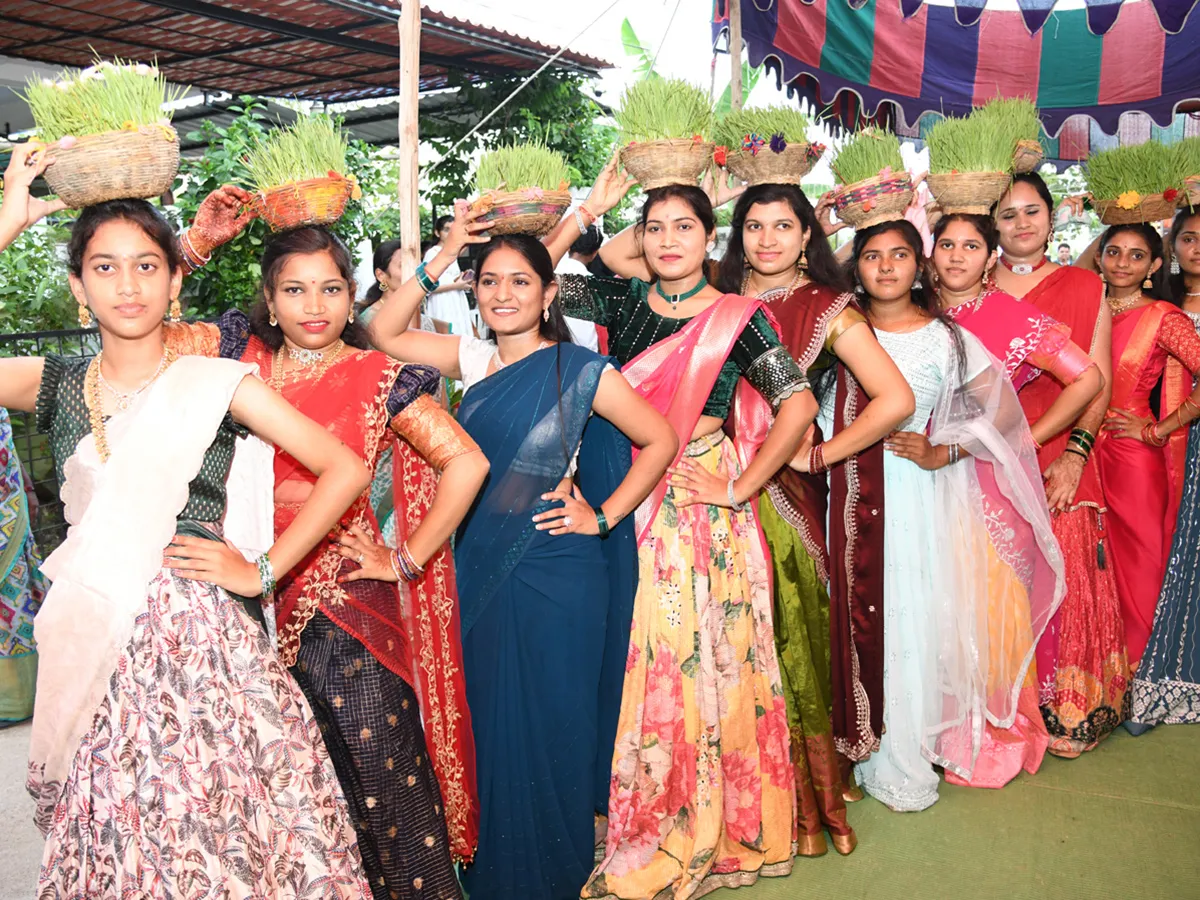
[1181, 176, 1200, 210]
[255, 175, 355, 232]
[43, 126, 180, 208]
[620, 139, 715, 191]
[831, 172, 914, 230]
[1012, 140, 1044, 175]
[1092, 192, 1178, 226]
[724, 142, 821, 187]
[926, 171, 1012, 215]
[472, 188, 572, 237]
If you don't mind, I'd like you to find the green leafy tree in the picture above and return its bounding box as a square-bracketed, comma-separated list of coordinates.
[0, 217, 76, 336]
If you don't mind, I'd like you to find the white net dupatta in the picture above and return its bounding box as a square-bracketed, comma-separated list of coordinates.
[924, 330, 1065, 780]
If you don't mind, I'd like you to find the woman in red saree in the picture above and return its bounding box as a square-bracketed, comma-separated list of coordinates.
[536, 162, 817, 898]
[168, 216, 490, 900]
[716, 182, 914, 855]
[931, 212, 1101, 788]
[1093, 223, 1200, 668]
[992, 173, 1127, 757]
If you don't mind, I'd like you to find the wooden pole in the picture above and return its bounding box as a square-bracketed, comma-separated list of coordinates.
[397, 1, 421, 282]
[729, 0, 744, 112]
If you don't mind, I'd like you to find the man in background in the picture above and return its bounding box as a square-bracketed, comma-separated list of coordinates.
[1057, 242, 1073, 265]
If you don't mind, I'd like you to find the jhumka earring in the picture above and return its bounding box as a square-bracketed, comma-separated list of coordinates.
[1172, 257, 1182, 275]
[378, 280, 390, 293]
[348, 306, 356, 324]
[913, 276, 923, 290]
[168, 296, 182, 322]
[1144, 276, 1154, 289]
[797, 248, 809, 273]
[77, 300, 92, 328]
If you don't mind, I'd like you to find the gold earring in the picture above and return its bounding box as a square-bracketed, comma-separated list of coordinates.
[77, 301, 92, 328]
[348, 307, 356, 324]
[379, 280, 390, 293]
[168, 296, 182, 322]
[798, 249, 808, 272]
[1143, 276, 1153, 290]
[269, 310, 278, 327]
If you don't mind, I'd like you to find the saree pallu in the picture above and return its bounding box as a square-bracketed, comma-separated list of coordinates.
[0, 408, 44, 723]
[759, 284, 879, 851]
[454, 344, 636, 900]
[1019, 267, 1128, 755]
[944, 292, 1071, 786]
[1097, 303, 1198, 666]
[587, 295, 796, 900]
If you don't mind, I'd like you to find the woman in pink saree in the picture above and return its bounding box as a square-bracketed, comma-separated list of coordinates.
[931, 213, 1101, 789]
[539, 161, 817, 899]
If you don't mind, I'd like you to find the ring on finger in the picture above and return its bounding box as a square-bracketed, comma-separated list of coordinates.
[563, 516, 573, 527]
[356, 552, 365, 564]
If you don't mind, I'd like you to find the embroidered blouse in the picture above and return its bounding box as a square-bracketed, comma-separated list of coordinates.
[557, 274, 808, 417]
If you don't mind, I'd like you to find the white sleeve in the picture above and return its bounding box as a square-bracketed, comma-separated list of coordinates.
[959, 329, 995, 383]
[457, 335, 496, 389]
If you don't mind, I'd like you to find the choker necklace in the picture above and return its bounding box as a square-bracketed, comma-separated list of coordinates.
[97, 349, 173, 412]
[272, 340, 345, 389]
[1186, 290, 1200, 297]
[1107, 291, 1144, 315]
[287, 344, 337, 366]
[999, 255, 1049, 277]
[656, 277, 707, 311]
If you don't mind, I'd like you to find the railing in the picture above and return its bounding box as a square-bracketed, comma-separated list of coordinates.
[0, 327, 100, 553]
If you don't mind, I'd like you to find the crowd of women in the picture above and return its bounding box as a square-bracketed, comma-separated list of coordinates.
[1, 131, 1198, 900]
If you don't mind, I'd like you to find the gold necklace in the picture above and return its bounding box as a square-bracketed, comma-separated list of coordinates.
[742, 266, 810, 299]
[269, 340, 345, 390]
[1107, 291, 1144, 315]
[85, 348, 178, 463]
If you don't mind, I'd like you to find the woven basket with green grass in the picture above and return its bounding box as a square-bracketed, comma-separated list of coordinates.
[970, 98, 1042, 174]
[616, 79, 714, 190]
[714, 106, 823, 186]
[471, 144, 572, 237]
[924, 111, 1016, 213]
[23, 59, 184, 208]
[245, 116, 358, 231]
[829, 129, 912, 229]
[1086, 143, 1184, 225]
[1173, 137, 1200, 208]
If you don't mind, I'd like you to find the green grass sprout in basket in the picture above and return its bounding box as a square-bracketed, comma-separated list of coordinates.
[1172, 137, 1200, 179]
[925, 113, 1016, 174]
[615, 78, 713, 143]
[830, 128, 904, 185]
[23, 58, 185, 142]
[971, 97, 1040, 156]
[244, 115, 349, 191]
[714, 105, 811, 150]
[475, 143, 571, 193]
[1085, 143, 1184, 201]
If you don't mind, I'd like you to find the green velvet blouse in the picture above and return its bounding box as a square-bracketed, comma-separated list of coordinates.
[36, 355, 245, 525]
[558, 275, 808, 418]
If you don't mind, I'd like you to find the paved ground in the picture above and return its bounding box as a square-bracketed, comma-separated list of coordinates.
[0, 723, 39, 898]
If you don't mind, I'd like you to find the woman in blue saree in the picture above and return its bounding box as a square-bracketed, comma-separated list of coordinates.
[367, 229, 677, 900]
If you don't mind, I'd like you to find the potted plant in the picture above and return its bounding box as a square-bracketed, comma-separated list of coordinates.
[615, 78, 714, 190]
[244, 115, 360, 232]
[470, 143, 572, 237]
[23, 58, 185, 208]
[924, 109, 1018, 214]
[714, 105, 825, 186]
[829, 128, 912, 230]
[970, 97, 1043, 174]
[1085, 142, 1184, 225]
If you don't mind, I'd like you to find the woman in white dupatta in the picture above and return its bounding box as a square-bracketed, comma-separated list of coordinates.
[0, 145, 372, 897]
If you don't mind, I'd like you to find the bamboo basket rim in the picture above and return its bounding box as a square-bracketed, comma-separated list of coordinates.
[831, 171, 914, 230]
[620, 138, 716, 190]
[470, 187, 573, 237]
[1012, 139, 1044, 175]
[1091, 191, 1179, 225]
[926, 170, 1012, 215]
[41, 125, 180, 208]
[254, 174, 355, 231]
[724, 143, 820, 186]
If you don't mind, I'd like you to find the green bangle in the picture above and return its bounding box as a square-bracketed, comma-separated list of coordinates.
[415, 262, 439, 294]
[594, 507, 611, 540]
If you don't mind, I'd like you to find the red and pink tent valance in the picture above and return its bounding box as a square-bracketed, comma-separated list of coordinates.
[712, 0, 1200, 135]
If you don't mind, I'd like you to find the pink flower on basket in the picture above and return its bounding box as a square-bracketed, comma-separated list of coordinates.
[524, 187, 545, 201]
[58, 136, 77, 150]
[878, 166, 893, 180]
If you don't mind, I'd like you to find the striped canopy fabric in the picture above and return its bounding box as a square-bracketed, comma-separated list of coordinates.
[713, 0, 1200, 135]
